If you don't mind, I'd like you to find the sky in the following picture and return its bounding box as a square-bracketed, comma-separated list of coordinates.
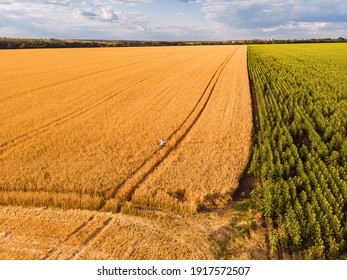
[0, 0, 346, 40]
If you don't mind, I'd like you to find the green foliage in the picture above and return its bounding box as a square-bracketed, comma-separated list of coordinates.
[270, 229, 280, 254]
[248, 43, 347, 259]
[1, 37, 346, 50]
[234, 201, 253, 212]
[0, 37, 243, 49]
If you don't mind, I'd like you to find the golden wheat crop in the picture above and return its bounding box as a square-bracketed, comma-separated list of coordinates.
[126, 46, 252, 213]
[0, 206, 93, 259]
[0, 204, 267, 260]
[0, 46, 251, 213]
[0, 206, 217, 260]
[0, 46, 255, 260]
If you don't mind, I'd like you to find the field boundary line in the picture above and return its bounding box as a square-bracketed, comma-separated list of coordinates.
[247, 49, 260, 136]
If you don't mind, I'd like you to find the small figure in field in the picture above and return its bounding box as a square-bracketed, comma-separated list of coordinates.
[159, 139, 166, 149]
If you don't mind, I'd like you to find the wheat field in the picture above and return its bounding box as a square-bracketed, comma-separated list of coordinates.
[130, 46, 252, 213]
[0, 205, 267, 260]
[0, 46, 257, 259]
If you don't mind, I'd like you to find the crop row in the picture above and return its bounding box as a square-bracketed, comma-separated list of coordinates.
[248, 43, 347, 259]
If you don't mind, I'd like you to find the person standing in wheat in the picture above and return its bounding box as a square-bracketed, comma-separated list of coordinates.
[159, 139, 166, 149]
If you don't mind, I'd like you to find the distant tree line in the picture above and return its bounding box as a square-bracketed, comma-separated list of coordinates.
[0, 38, 114, 49]
[248, 37, 347, 45]
[0, 37, 345, 49]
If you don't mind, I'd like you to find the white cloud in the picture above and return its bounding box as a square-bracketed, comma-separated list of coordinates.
[0, 0, 346, 40]
[263, 21, 328, 33]
[101, 7, 119, 21]
[184, 0, 347, 38]
[0, 0, 155, 39]
[109, 0, 152, 4]
[135, 25, 145, 32]
[193, 0, 346, 27]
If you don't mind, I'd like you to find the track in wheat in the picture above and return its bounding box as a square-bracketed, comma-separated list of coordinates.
[105, 48, 239, 208]
[130, 46, 252, 213]
[1, 46, 250, 211]
[0, 46, 256, 260]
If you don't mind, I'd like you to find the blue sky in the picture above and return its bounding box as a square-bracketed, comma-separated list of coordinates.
[0, 0, 346, 40]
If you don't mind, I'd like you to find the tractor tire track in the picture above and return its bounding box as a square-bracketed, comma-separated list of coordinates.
[103, 53, 236, 200]
[67, 217, 113, 260]
[104, 47, 240, 206]
[0, 53, 205, 155]
[42, 215, 95, 260]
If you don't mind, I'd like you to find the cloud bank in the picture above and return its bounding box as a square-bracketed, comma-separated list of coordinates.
[191, 0, 346, 38]
[0, 0, 346, 40]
